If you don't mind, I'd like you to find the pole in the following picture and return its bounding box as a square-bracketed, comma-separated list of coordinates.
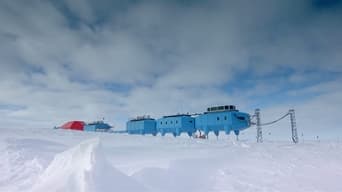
[255, 109, 263, 143]
[289, 109, 299, 144]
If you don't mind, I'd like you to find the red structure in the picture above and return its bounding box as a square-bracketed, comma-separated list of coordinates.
[61, 121, 85, 131]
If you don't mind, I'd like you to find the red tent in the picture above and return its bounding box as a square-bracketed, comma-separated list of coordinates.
[61, 121, 85, 131]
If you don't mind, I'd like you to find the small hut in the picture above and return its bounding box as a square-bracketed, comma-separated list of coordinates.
[61, 121, 85, 131]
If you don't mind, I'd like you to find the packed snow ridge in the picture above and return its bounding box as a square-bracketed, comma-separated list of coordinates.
[32, 138, 146, 192]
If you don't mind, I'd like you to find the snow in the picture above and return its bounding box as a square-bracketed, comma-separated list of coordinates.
[0, 127, 342, 192]
[32, 138, 146, 192]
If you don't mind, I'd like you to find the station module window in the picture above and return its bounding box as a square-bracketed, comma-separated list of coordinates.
[237, 116, 245, 120]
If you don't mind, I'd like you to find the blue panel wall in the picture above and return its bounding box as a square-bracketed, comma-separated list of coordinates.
[195, 111, 250, 136]
[124, 106, 251, 137]
[126, 119, 157, 135]
[156, 115, 195, 137]
[84, 124, 96, 132]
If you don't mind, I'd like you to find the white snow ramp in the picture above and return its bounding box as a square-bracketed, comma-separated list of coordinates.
[32, 138, 147, 192]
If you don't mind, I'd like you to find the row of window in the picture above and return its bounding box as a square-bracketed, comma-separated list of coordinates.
[158, 116, 245, 125]
[160, 120, 193, 125]
[217, 116, 228, 121]
[215, 116, 245, 121]
[160, 120, 178, 125]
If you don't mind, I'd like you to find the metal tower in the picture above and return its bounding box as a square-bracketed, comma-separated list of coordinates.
[289, 109, 298, 144]
[255, 108, 263, 143]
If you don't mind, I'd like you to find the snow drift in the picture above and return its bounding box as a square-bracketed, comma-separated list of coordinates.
[1, 128, 342, 192]
[31, 138, 147, 192]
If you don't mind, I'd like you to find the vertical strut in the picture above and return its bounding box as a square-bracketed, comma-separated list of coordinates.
[289, 109, 299, 144]
[255, 109, 263, 143]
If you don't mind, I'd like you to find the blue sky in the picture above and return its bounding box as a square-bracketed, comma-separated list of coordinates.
[0, 0, 341, 140]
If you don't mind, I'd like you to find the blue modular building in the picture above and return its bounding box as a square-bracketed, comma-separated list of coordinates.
[84, 121, 111, 132]
[124, 105, 251, 138]
[156, 114, 196, 137]
[126, 116, 157, 136]
[195, 105, 250, 136]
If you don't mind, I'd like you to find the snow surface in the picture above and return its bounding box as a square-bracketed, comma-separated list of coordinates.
[0, 127, 342, 192]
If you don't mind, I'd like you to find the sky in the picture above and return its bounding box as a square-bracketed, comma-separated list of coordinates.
[0, 0, 341, 140]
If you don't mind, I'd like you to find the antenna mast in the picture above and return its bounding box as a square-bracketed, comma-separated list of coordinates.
[255, 108, 263, 143]
[289, 109, 299, 144]
[254, 108, 299, 144]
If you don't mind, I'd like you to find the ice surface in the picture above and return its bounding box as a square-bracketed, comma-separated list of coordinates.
[0, 127, 342, 192]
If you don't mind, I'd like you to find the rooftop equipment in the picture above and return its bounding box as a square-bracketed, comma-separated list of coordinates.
[207, 105, 237, 113]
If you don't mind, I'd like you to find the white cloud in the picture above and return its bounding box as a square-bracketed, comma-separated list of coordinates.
[0, 0, 341, 140]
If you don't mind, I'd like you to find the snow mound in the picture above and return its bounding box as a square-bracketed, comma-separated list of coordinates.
[32, 138, 147, 192]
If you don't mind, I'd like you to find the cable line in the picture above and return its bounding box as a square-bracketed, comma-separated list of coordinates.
[253, 109, 298, 144]
[260, 112, 290, 126]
